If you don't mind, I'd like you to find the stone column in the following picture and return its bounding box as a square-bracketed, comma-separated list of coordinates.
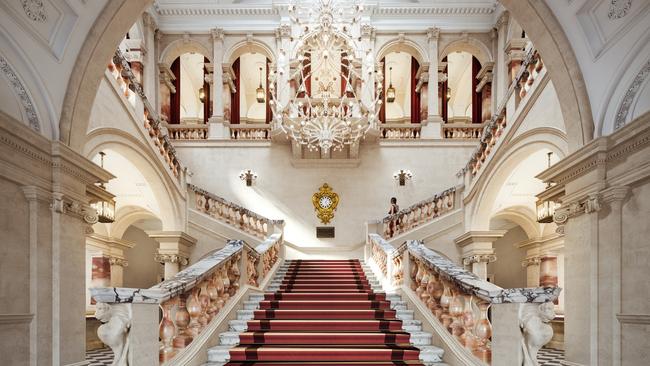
[454, 230, 505, 280]
[522, 256, 541, 288]
[275, 24, 292, 110]
[142, 12, 158, 106]
[421, 27, 443, 138]
[108, 256, 128, 287]
[208, 28, 227, 138]
[148, 231, 197, 279]
[494, 11, 509, 110]
[359, 24, 376, 113]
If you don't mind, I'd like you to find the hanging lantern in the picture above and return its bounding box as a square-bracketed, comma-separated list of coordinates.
[199, 87, 206, 104]
[446, 87, 451, 100]
[536, 152, 559, 223]
[386, 66, 396, 103]
[90, 152, 116, 223]
[256, 67, 265, 103]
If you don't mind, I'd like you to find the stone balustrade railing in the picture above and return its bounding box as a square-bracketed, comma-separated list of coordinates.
[189, 184, 283, 239]
[91, 236, 283, 365]
[380, 124, 422, 139]
[167, 124, 208, 140]
[228, 124, 272, 140]
[381, 187, 457, 240]
[366, 234, 561, 366]
[109, 49, 183, 181]
[458, 48, 545, 179]
[443, 123, 484, 139]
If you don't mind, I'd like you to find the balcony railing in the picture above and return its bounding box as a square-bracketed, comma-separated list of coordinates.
[228, 124, 271, 140]
[443, 123, 484, 139]
[380, 123, 421, 139]
[380, 187, 457, 240]
[189, 184, 283, 239]
[167, 124, 208, 140]
[366, 235, 561, 366]
[109, 49, 183, 181]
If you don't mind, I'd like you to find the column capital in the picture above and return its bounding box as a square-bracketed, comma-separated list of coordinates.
[426, 27, 440, 42]
[154, 253, 189, 266]
[211, 28, 225, 42]
[495, 11, 509, 29]
[360, 23, 376, 40]
[521, 256, 541, 268]
[275, 24, 292, 40]
[108, 256, 129, 267]
[463, 253, 496, 266]
[553, 193, 601, 225]
[142, 12, 157, 30]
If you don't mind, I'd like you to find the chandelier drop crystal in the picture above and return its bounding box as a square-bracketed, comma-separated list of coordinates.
[269, 0, 384, 153]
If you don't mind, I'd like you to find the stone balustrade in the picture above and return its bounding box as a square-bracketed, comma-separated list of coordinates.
[458, 48, 545, 179]
[380, 124, 422, 139]
[167, 124, 208, 140]
[228, 124, 272, 140]
[91, 236, 284, 365]
[381, 187, 456, 240]
[443, 123, 484, 139]
[366, 234, 561, 366]
[109, 49, 183, 181]
[189, 184, 283, 239]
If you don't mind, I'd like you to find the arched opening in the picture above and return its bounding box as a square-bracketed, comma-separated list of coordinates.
[380, 51, 422, 124]
[441, 51, 488, 124]
[229, 52, 271, 124]
[162, 52, 211, 124]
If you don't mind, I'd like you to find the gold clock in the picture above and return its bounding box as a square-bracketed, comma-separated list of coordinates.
[312, 183, 339, 224]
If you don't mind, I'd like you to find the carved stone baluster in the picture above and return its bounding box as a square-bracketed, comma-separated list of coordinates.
[186, 288, 202, 337]
[159, 300, 177, 361]
[461, 295, 477, 352]
[473, 300, 493, 364]
[449, 289, 466, 343]
[173, 293, 193, 348]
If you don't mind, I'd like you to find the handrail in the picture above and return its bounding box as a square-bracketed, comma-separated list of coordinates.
[228, 124, 272, 140]
[189, 183, 284, 239]
[380, 186, 457, 239]
[109, 49, 183, 181]
[457, 47, 544, 179]
[380, 123, 421, 139]
[443, 123, 484, 139]
[167, 124, 208, 140]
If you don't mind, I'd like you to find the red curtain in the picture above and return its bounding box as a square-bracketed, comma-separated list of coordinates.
[231, 58, 240, 124]
[441, 56, 448, 123]
[472, 56, 482, 124]
[203, 57, 211, 123]
[305, 53, 311, 97]
[266, 58, 271, 123]
[410, 57, 421, 124]
[170, 57, 181, 124]
[380, 58, 386, 123]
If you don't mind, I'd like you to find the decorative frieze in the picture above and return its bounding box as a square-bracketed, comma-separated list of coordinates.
[0, 56, 40, 131]
[608, 0, 633, 19]
[614, 60, 650, 130]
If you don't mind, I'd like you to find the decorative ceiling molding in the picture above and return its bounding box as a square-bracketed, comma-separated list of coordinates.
[372, 5, 496, 16]
[154, 6, 279, 17]
[615, 59, 650, 130]
[0, 56, 40, 131]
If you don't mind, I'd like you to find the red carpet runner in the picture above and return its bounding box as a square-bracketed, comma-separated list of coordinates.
[225, 259, 424, 365]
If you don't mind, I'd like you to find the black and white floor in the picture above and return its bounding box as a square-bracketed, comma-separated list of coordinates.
[86, 346, 565, 366]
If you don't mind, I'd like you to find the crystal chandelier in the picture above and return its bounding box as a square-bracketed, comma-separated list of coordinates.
[269, 0, 383, 153]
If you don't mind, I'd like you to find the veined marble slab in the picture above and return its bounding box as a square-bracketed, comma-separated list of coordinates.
[254, 233, 282, 255]
[408, 240, 561, 304]
[90, 240, 244, 304]
[368, 233, 397, 257]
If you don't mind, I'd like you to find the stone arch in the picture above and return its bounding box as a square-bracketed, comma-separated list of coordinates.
[468, 128, 568, 231]
[225, 39, 275, 65]
[159, 38, 213, 67]
[110, 205, 162, 239]
[440, 38, 493, 65]
[376, 38, 428, 65]
[83, 127, 185, 231]
[499, 0, 594, 149]
[490, 206, 541, 239]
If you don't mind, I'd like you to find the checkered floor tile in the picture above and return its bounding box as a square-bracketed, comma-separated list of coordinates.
[538, 347, 565, 366]
[86, 348, 113, 366]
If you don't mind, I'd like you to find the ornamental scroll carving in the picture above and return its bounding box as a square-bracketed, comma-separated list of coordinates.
[553, 194, 601, 225]
[20, 0, 47, 22]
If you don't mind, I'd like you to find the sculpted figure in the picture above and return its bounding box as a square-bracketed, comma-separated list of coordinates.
[95, 302, 132, 366]
[520, 301, 555, 366]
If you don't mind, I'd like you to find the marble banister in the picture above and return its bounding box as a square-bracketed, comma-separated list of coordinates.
[189, 184, 284, 239]
[109, 49, 184, 182]
[457, 47, 545, 180]
[379, 186, 458, 240]
[366, 235, 561, 366]
[227, 124, 272, 140]
[443, 123, 484, 139]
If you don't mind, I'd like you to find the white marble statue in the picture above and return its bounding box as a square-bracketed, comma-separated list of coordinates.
[519, 301, 555, 366]
[95, 302, 132, 366]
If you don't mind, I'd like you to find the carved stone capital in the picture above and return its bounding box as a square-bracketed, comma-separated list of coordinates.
[521, 256, 541, 268]
[553, 193, 601, 225]
[142, 12, 157, 29]
[360, 24, 376, 40]
[495, 11, 509, 29]
[276, 24, 291, 39]
[462, 254, 496, 266]
[426, 27, 440, 41]
[50, 194, 98, 224]
[154, 253, 189, 266]
[211, 28, 225, 42]
[109, 257, 129, 267]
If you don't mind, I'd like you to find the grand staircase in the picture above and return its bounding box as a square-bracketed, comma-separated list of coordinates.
[207, 259, 445, 365]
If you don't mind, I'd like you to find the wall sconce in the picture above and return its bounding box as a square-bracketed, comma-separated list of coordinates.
[199, 87, 206, 104]
[446, 87, 451, 100]
[386, 66, 396, 103]
[239, 169, 258, 186]
[393, 169, 413, 186]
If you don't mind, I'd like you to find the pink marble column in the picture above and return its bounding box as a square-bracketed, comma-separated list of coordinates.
[90, 256, 111, 304]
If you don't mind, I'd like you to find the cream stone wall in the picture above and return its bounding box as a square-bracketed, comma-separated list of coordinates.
[176, 142, 475, 253]
[122, 226, 163, 288]
[487, 226, 527, 288]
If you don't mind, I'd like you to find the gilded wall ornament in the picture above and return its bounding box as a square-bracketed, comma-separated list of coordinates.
[312, 183, 339, 224]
